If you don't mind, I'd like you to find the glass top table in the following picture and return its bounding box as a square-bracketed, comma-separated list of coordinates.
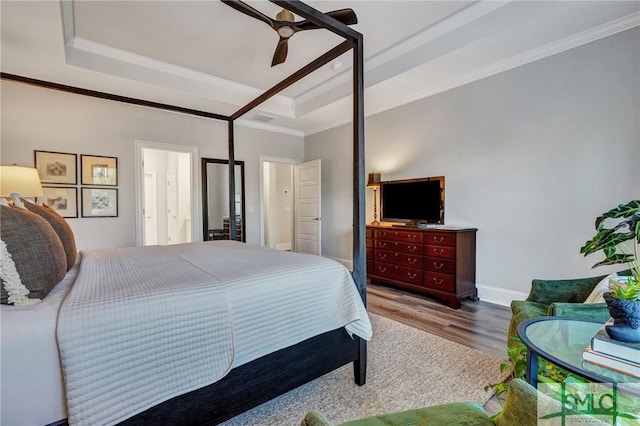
[517, 318, 639, 389]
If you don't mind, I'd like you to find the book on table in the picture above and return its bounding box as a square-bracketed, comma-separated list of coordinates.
[581, 347, 640, 378]
[590, 321, 640, 364]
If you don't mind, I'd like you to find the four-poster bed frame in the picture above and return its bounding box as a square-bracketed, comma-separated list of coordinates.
[2, 1, 366, 424]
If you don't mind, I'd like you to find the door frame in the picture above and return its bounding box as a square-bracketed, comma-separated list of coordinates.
[143, 170, 158, 245]
[134, 140, 201, 246]
[259, 155, 299, 248]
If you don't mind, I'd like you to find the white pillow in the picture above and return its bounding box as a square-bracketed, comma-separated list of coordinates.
[583, 273, 617, 304]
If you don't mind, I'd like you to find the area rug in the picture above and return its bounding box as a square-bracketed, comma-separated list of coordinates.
[221, 313, 508, 426]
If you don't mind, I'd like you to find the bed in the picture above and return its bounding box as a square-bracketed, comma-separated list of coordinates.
[1, 228, 371, 426]
[1, 1, 367, 425]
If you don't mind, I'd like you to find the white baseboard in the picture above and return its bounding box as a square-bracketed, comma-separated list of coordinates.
[275, 243, 291, 251]
[477, 284, 527, 307]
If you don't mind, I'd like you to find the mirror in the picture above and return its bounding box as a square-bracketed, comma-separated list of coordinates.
[202, 158, 245, 242]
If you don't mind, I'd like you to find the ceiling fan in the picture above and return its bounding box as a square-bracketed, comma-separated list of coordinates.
[223, 0, 358, 67]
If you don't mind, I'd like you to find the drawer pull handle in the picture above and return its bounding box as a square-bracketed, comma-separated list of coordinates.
[379, 253, 387, 259]
[379, 267, 387, 273]
[409, 235, 417, 241]
[408, 246, 417, 252]
[380, 232, 387, 237]
[433, 278, 444, 285]
[379, 242, 387, 248]
[434, 262, 444, 269]
[408, 258, 417, 265]
[407, 273, 417, 279]
[433, 236, 444, 242]
[434, 248, 444, 255]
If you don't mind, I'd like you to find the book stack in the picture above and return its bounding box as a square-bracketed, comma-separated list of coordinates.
[581, 322, 640, 378]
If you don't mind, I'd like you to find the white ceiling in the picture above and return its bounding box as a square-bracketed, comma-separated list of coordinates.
[2, 1, 639, 136]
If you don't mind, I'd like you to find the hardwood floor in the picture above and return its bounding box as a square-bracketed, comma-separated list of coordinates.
[367, 282, 511, 359]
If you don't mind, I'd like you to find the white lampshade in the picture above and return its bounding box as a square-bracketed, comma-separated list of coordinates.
[0, 165, 45, 198]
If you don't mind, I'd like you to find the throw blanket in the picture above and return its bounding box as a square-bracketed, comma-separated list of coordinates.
[57, 241, 372, 426]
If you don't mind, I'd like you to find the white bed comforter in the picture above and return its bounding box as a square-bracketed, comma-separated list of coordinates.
[57, 241, 371, 426]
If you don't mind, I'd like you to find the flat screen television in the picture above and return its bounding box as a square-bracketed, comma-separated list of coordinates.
[380, 176, 444, 225]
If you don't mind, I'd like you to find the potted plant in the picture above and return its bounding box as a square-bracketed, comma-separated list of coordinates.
[580, 200, 640, 342]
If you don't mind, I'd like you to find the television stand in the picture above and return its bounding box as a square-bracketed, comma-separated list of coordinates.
[366, 225, 478, 309]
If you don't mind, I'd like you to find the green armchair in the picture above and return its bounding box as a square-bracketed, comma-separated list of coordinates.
[507, 272, 630, 348]
[300, 378, 605, 426]
[301, 379, 535, 426]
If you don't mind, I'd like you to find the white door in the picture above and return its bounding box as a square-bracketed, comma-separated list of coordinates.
[143, 171, 158, 245]
[167, 170, 179, 244]
[294, 159, 321, 255]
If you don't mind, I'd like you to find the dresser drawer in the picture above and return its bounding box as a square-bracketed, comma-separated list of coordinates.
[374, 229, 423, 243]
[366, 237, 373, 249]
[424, 232, 456, 247]
[366, 248, 373, 260]
[367, 261, 374, 275]
[424, 245, 455, 259]
[374, 262, 423, 286]
[375, 240, 423, 255]
[423, 272, 455, 292]
[424, 256, 456, 275]
[375, 249, 423, 268]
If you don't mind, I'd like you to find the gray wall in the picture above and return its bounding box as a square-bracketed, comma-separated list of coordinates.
[306, 28, 640, 304]
[1, 80, 304, 250]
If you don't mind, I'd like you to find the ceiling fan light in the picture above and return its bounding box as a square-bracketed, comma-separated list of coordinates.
[276, 9, 294, 22]
[277, 26, 295, 38]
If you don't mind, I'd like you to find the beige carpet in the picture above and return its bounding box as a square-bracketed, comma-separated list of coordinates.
[221, 313, 507, 426]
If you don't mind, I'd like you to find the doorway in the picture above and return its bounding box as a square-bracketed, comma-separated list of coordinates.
[135, 141, 199, 246]
[261, 157, 321, 255]
[262, 161, 294, 251]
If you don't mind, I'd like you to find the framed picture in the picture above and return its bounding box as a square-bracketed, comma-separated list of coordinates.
[81, 187, 118, 218]
[42, 186, 78, 218]
[34, 150, 77, 184]
[81, 155, 117, 186]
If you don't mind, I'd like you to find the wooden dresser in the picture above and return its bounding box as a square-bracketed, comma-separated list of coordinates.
[366, 225, 477, 308]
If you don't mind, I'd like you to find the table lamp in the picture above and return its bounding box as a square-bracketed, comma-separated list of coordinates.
[367, 173, 381, 225]
[0, 165, 45, 206]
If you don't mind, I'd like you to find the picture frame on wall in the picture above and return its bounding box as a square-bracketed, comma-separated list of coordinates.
[42, 186, 78, 218]
[34, 150, 77, 184]
[81, 187, 118, 218]
[81, 155, 117, 186]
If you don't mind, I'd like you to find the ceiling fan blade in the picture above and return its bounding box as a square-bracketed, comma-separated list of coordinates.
[327, 8, 358, 25]
[271, 37, 289, 67]
[295, 8, 358, 31]
[223, 0, 274, 28]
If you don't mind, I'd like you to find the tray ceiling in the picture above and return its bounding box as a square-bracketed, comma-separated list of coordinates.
[2, 1, 638, 135]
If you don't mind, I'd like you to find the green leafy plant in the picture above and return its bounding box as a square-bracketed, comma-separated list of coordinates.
[484, 337, 527, 403]
[580, 200, 640, 301]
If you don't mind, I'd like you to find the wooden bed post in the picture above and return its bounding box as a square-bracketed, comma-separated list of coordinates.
[352, 30, 367, 386]
[228, 120, 237, 240]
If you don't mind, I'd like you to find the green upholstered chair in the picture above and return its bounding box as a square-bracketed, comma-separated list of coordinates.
[300, 379, 566, 426]
[507, 273, 623, 348]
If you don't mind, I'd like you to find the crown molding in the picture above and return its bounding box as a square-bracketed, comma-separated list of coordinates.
[60, 0, 294, 118]
[235, 118, 305, 137]
[305, 10, 640, 136]
[57, 0, 639, 137]
[366, 10, 640, 118]
[294, 1, 511, 107]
